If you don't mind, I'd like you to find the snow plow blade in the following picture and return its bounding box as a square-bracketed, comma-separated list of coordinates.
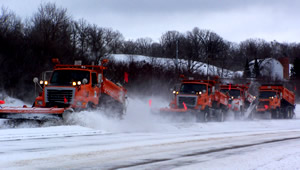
[0, 107, 65, 120]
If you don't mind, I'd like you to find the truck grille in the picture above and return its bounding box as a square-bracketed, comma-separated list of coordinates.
[258, 101, 269, 109]
[177, 95, 197, 109]
[45, 87, 75, 104]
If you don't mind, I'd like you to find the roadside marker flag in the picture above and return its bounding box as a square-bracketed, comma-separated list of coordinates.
[124, 72, 129, 83]
[183, 102, 187, 110]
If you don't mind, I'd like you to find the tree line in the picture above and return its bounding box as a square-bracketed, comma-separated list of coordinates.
[1, 3, 300, 101]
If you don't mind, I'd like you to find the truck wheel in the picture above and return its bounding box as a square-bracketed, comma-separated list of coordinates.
[195, 111, 202, 122]
[87, 102, 96, 110]
[62, 108, 74, 124]
[283, 107, 289, 119]
[287, 107, 294, 119]
[196, 110, 209, 122]
[217, 109, 225, 122]
[271, 109, 280, 119]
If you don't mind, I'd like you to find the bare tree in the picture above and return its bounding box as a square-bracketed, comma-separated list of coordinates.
[104, 28, 124, 54]
[135, 37, 153, 55]
[160, 31, 182, 59]
[29, 2, 72, 66]
[121, 40, 138, 54]
[73, 19, 90, 60]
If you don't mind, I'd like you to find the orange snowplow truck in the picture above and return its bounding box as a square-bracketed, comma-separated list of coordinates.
[220, 84, 256, 119]
[0, 60, 127, 120]
[160, 77, 229, 122]
[256, 85, 295, 119]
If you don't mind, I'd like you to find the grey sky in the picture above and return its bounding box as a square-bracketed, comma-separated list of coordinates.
[1, 0, 300, 43]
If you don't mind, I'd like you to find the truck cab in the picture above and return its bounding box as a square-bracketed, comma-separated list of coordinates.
[162, 78, 229, 122]
[257, 90, 281, 113]
[170, 80, 216, 111]
[34, 66, 104, 110]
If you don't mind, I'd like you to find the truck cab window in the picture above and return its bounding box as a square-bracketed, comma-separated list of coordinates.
[92, 72, 97, 87]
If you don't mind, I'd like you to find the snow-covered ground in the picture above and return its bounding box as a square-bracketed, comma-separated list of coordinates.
[0, 97, 300, 169]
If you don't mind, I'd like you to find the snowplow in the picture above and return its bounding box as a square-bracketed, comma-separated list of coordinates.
[160, 77, 229, 122]
[220, 84, 256, 119]
[0, 59, 127, 120]
[255, 84, 295, 119]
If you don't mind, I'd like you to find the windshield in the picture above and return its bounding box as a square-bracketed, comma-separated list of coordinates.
[259, 91, 277, 99]
[220, 89, 241, 98]
[180, 83, 207, 94]
[50, 70, 90, 86]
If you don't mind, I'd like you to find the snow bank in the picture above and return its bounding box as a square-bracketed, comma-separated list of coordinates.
[109, 54, 242, 78]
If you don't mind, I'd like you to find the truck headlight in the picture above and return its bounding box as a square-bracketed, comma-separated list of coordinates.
[72, 81, 76, 86]
[77, 81, 81, 85]
[44, 81, 48, 85]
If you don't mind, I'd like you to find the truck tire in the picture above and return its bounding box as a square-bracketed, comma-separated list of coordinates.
[196, 109, 209, 122]
[217, 109, 225, 122]
[271, 109, 280, 119]
[287, 107, 294, 119]
[87, 102, 96, 110]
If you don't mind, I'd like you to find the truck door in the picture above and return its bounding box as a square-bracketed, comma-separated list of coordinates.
[91, 72, 100, 97]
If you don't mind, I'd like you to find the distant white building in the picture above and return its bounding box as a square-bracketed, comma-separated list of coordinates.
[249, 58, 284, 80]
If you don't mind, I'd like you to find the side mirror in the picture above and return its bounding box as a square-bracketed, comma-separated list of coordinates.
[82, 78, 88, 85]
[280, 92, 282, 99]
[33, 77, 43, 90]
[33, 77, 39, 84]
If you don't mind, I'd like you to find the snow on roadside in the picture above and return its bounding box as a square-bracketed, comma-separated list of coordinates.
[0, 125, 105, 141]
[1, 96, 29, 107]
[295, 104, 300, 119]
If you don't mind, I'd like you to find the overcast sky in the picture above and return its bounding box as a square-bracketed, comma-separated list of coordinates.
[1, 0, 300, 43]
